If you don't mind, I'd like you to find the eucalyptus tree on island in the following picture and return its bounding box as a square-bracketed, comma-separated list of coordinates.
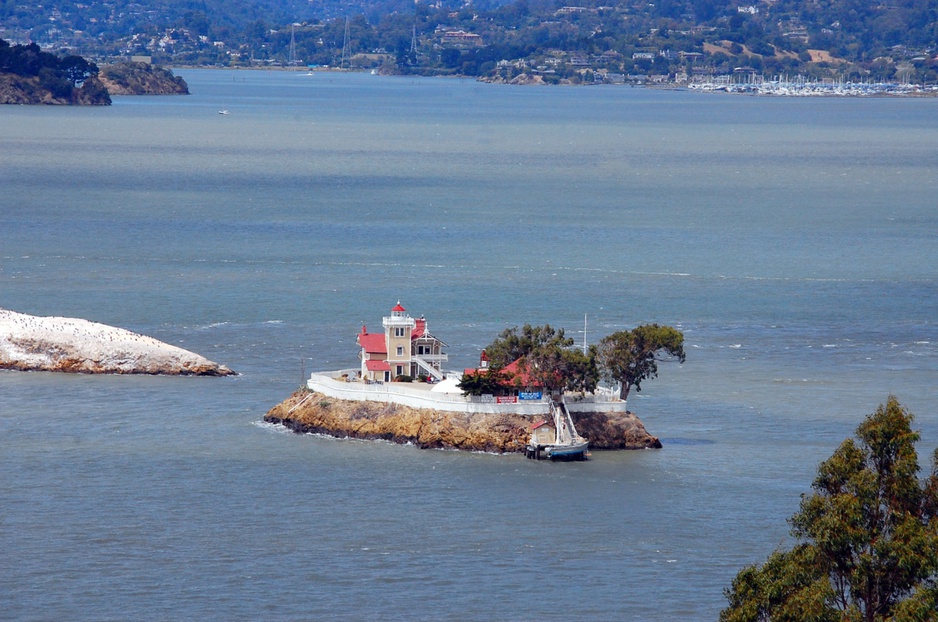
[482, 324, 572, 370]
[519, 342, 598, 395]
[721, 397, 938, 622]
[596, 324, 686, 401]
[460, 324, 599, 396]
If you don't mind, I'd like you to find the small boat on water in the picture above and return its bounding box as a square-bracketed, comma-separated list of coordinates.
[526, 397, 589, 461]
[218, 109, 229, 115]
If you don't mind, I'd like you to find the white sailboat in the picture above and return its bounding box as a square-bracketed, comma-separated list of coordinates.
[526, 397, 589, 461]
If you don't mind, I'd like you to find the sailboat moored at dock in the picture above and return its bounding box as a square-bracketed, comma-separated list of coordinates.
[525, 397, 589, 461]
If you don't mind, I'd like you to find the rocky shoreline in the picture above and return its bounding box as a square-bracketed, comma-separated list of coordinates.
[265, 390, 662, 453]
[0, 59, 186, 105]
[0, 73, 110, 105]
[0, 309, 233, 375]
[98, 62, 189, 95]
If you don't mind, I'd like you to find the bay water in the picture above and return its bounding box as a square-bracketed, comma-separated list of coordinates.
[2, 70, 936, 619]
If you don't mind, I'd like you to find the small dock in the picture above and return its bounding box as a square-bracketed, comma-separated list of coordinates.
[524, 398, 589, 461]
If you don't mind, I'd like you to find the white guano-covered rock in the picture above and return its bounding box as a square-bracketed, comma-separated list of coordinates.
[0, 309, 234, 375]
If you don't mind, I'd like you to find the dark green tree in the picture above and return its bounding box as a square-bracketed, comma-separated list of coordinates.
[59, 54, 98, 85]
[596, 324, 685, 400]
[457, 367, 509, 396]
[483, 324, 573, 370]
[554, 345, 599, 394]
[721, 397, 938, 622]
[181, 10, 211, 37]
[440, 47, 461, 68]
[515, 339, 598, 394]
[477, 324, 599, 395]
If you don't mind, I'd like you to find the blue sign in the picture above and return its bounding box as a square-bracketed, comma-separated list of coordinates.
[518, 391, 542, 401]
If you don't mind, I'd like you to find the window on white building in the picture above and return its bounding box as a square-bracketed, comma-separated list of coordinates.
[395, 327, 405, 337]
[397, 346, 404, 356]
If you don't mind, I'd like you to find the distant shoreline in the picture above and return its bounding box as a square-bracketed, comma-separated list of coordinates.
[168, 65, 938, 97]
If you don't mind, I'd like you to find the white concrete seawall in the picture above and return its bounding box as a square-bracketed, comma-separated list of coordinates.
[306, 372, 628, 415]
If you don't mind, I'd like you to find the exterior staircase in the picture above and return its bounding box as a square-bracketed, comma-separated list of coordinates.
[413, 355, 445, 380]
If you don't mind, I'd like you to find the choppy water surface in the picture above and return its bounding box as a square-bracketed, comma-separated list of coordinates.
[2, 70, 936, 620]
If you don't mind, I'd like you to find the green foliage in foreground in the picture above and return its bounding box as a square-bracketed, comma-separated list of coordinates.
[721, 397, 938, 622]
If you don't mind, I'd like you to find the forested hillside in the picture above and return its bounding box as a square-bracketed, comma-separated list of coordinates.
[1, 0, 936, 83]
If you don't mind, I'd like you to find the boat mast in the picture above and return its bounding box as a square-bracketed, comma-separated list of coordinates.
[340, 16, 350, 69]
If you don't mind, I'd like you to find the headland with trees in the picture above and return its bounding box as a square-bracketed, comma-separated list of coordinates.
[0, 38, 109, 104]
[1, 37, 189, 104]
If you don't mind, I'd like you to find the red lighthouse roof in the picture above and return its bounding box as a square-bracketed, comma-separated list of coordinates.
[392, 302, 406, 313]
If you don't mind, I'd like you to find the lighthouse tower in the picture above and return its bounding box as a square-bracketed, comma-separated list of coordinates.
[356, 302, 448, 382]
[383, 301, 416, 379]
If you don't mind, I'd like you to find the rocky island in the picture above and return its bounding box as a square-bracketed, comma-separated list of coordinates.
[0, 39, 110, 105]
[265, 389, 661, 454]
[0, 73, 110, 105]
[0, 309, 233, 375]
[0, 40, 186, 104]
[98, 62, 189, 95]
[263, 302, 676, 456]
